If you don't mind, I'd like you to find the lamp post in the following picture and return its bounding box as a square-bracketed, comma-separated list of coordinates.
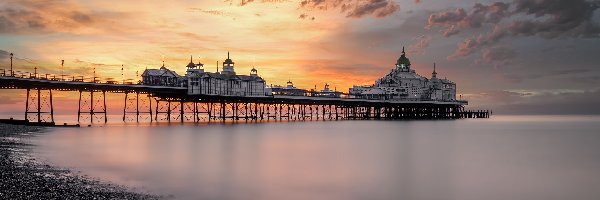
[61, 60, 64, 81]
[10, 53, 13, 76]
[121, 65, 124, 84]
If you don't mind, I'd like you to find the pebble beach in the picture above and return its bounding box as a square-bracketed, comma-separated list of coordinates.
[0, 123, 160, 199]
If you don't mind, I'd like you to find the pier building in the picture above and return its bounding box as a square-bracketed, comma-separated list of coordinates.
[312, 83, 343, 98]
[145, 53, 268, 96]
[350, 47, 456, 101]
[141, 63, 181, 87]
[269, 80, 307, 96]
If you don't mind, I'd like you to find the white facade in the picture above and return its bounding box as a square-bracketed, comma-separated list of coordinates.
[350, 48, 457, 101]
[186, 54, 268, 96]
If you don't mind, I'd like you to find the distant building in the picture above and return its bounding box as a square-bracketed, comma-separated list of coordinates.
[269, 80, 307, 96]
[313, 83, 342, 98]
[350, 47, 457, 101]
[141, 63, 181, 87]
[428, 63, 456, 101]
[186, 53, 268, 96]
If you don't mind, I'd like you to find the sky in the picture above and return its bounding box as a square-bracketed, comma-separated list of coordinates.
[1, 0, 600, 115]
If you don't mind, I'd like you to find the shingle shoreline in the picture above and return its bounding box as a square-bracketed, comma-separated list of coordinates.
[0, 123, 161, 199]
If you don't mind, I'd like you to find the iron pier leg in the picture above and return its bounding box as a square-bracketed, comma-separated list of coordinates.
[208, 102, 213, 120]
[123, 92, 127, 122]
[254, 103, 258, 120]
[167, 100, 171, 122]
[37, 88, 41, 123]
[180, 100, 184, 123]
[90, 91, 94, 123]
[77, 90, 81, 123]
[136, 92, 140, 122]
[103, 91, 107, 123]
[154, 99, 158, 121]
[25, 88, 30, 121]
[149, 96, 153, 122]
[335, 105, 339, 120]
[221, 101, 225, 121]
[194, 101, 198, 122]
[49, 89, 54, 123]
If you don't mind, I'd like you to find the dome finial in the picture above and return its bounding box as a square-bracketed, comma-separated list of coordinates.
[396, 46, 411, 67]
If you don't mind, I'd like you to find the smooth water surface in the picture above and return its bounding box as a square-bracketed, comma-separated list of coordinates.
[31, 116, 600, 200]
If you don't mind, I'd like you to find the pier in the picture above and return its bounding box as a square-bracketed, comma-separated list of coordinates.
[0, 70, 489, 124]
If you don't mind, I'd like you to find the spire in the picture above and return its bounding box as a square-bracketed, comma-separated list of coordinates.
[432, 63, 438, 78]
[402, 46, 405, 55]
[186, 55, 196, 69]
[227, 51, 230, 59]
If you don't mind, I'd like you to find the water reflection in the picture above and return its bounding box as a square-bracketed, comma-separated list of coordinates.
[31, 117, 600, 200]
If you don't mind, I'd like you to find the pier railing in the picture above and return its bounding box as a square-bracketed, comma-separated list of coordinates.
[1, 68, 138, 85]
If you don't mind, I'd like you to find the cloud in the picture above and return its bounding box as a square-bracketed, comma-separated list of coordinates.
[240, 0, 255, 6]
[442, 25, 459, 37]
[299, 0, 400, 18]
[428, 8, 467, 29]
[481, 46, 516, 65]
[0, 49, 33, 63]
[474, 88, 600, 115]
[408, 35, 431, 54]
[500, 68, 591, 83]
[0, 49, 10, 60]
[188, 8, 228, 17]
[0, 0, 126, 35]
[427, 2, 510, 34]
[447, 25, 508, 60]
[507, 0, 600, 39]
[462, 88, 600, 115]
[465, 90, 531, 105]
[345, 0, 400, 18]
[177, 32, 220, 42]
[429, 0, 600, 61]
[194, 0, 402, 19]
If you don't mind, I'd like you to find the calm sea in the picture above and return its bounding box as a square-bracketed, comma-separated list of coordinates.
[29, 116, 600, 200]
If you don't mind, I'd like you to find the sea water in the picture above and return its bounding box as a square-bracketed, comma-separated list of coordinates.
[30, 116, 600, 200]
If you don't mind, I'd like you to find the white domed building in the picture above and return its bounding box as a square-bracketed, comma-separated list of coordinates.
[350, 47, 457, 101]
